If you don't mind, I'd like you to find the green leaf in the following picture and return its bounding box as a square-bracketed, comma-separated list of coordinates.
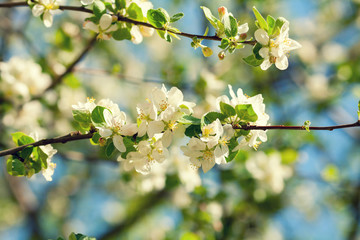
[91, 132, 101, 145]
[267, 15, 276, 35]
[37, 147, 48, 168]
[201, 112, 226, 127]
[235, 104, 258, 122]
[178, 115, 201, 125]
[219, 38, 230, 49]
[11, 132, 35, 146]
[19, 146, 34, 160]
[253, 43, 263, 60]
[121, 137, 136, 159]
[105, 140, 115, 158]
[7, 157, 25, 176]
[243, 55, 263, 67]
[200, 6, 220, 30]
[180, 232, 200, 240]
[64, 74, 81, 89]
[357, 100, 360, 120]
[115, 0, 126, 10]
[91, 106, 108, 126]
[157, 30, 172, 42]
[185, 124, 202, 138]
[73, 110, 91, 124]
[93, 1, 106, 19]
[147, 8, 169, 28]
[127, 2, 144, 21]
[104, 2, 115, 12]
[252, 6, 268, 31]
[219, 102, 236, 117]
[281, 149, 298, 164]
[170, 12, 184, 23]
[303, 120, 311, 132]
[112, 25, 132, 41]
[69, 232, 96, 240]
[224, 14, 238, 37]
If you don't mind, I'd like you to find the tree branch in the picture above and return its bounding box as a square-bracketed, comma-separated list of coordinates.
[0, 1, 256, 45]
[235, 120, 360, 131]
[44, 35, 98, 92]
[1, 121, 359, 158]
[0, 131, 95, 157]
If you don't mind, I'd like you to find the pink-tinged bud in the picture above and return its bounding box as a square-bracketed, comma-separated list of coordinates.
[218, 6, 227, 20]
[218, 51, 225, 60]
[202, 46, 213, 57]
[83, 20, 90, 28]
[240, 33, 247, 40]
[99, 138, 107, 147]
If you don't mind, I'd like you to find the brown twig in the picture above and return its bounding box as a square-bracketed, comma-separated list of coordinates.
[0, 1, 257, 45]
[0, 131, 95, 157]
[1, 121, 359, 158]
[235, 121, 360, 131]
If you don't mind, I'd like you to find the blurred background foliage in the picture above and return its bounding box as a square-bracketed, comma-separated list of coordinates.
[0, 0, 360, 239]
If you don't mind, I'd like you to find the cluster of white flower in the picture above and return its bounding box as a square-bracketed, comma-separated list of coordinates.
[81, 0, 154, 43]
[246, 152, 292, 194]
[72, 84, 271, 175]
[255, 19, 302, 70]
[217, 85, 270, 149]
[0, 57, 51, 104]
[28, 0, 61, 27]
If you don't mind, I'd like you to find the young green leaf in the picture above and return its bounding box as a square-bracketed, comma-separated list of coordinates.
[170, 12, 184, 23]
[243, 55, 263, 67]
[252, 43, 264, 60]
[178, 115, 201, 125]
[147, 8, 169, 28]
[267, 15, 276, 35]
[72, 110, 91, 124]
[304, 120, 311, 132]
[219, 38, 230, 49]
[185, 124, 202, 138]
[115, 0, 126, 10]
[93, 1, 106, 19]
[19, 146, 34, 160]
[200, 6, 220, 30]
[252, 6, 268, 31]
[91, 106, 108, 126]
[7, 157, 25, 176]
[235, 104, 258, 122]
[105, 140, 115, 158]
[224, 15, 238, 38]
[112, 26, 132, 41]
[219, 102, 236, 117]
[127, 2, 144, 21]
[201, 112, 227, 127]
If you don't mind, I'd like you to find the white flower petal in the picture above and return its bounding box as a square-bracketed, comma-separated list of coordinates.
[260, 58, 272, 70]
[43, 11, 53, 28]
[275, 55, 289, 70]
[113, 135, 126, 152]
[237, 23, 249, 34]
[254, 29, 269, 45]
[99, 14, 112, 30]
[83, 21, 100, 33]
[32, 4, 45, 17]
[202, 158, 215, 173]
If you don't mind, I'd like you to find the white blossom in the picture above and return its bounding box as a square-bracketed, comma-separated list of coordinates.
[97, 109, 137, 152]
[83, 14, 118, 40]
[40, 144, 58, 181]
[30, 0, 61, 27]
[72, 97, 96, 113]
[255, 19, 301, 70]
[246, 152, 292, 194]
[118, 138, 168, 175]
[0, 57, 51, 103]
[181, 137, 217, 173]
[218, 85, 270, 149]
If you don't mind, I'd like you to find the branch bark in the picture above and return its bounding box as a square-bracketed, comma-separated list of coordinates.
[1, 121, 359, 158]
[0, 131, 94, 157]
[0, 1, 256, 45]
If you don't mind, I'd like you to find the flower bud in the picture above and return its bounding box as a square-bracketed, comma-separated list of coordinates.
[240, 33, 247, 40]
[202, 46, 213, 57]
[140, 26, 154, 37]
[218, 51, 225, 60]
[218, 6, 228, 21]
[112, 15, 118, 22]
[99, 137, 107, 147]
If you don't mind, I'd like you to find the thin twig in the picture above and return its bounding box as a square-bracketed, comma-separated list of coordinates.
[235, 121, 360, 131]
[0, 131, 95, 157]
[1, 121, 359, 157]
[0, 1, 257, 45]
